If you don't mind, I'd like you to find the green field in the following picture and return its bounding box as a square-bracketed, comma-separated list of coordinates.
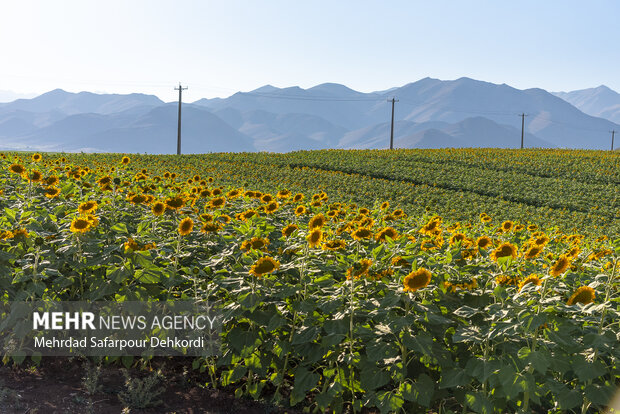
[1, 148, 619, 413]
[67, 148, 620, 235]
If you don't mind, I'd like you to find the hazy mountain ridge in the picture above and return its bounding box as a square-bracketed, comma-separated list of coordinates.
[0, 79, 619, 153]
[553, 86, 620, 124]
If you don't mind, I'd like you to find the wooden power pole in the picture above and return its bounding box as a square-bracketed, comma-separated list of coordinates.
[388, 97, 398, 149]
[519, 113, 528, 149]
[611, 130, 616, 151]
[175, 83, 188, 155]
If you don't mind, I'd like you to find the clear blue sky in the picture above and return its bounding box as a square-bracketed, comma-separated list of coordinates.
[1, 0, 619, 102]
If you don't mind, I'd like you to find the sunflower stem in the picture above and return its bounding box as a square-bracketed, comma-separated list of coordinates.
[174, 231, 182, 274]
[348, 274, 356, 412]
[400, 299, 410, 387]
[580, 258, 618, 414]
[275, 309, 297, 401]
[75, 234, 85, 298]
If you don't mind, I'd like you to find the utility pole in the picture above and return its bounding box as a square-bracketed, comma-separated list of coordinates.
[519, 113, 528, 149]
[611, 130, 616, 151]
[388, 97, 399, 150]
[175, 83, 188, 155]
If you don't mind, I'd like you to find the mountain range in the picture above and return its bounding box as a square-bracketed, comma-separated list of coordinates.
[552, 85, 620, 125]
[1, 77, 619, 153]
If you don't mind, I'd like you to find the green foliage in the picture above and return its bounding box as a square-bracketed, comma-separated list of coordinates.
[118, 368, 164, 409]
[0, 149, 619, 413]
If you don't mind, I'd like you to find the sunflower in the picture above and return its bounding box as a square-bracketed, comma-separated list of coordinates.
[151, 201, 165, 216]
[239, 210, 259, 221]
[282, 224, 298, 238]
[208, 197, 226, 209]
[566, 286, 595, 305]
[501, 221, 514, 232]
[481, 215, 492, 223]
[376, 227, 399, 242]
[265, 201, 279, 213]
[403, 268, 432, 292]
[322, 239, 346, 251]
[200, 222, 221, 234]
[524, 245, 543, 260]
[199, 213, 214, 222]
[165, 196, 185, 211]
[78, 201, 98, 215]
[227, 189, 241, 199]
[249, 256, 280, 277]
[420, 219, 441, 236]
[351, 227, 373, 241]
[293, 193, 304, 202]
[295, 205, 307, 216]
[86, 214, 99, 227]
[308, 213, 327, 229]
[97, 176, 111, 187]
[44, 175, 59, 186]
[518, 275, 542, 292]
[261, 194, 274, 203]
[449, 233, 466, 245]
[129, 194, 147, 205]
[121, 156, 130, 164]
[32, 153, 42, 162]
[392, 209, 406, 219]
[177, 217, 194, 236]
[44, 186, 61, 199]
[326, 210, 338, 219]
[8, 163, 25, 175]
[490, 242, 518, 262]
[27, 170, 43, 182]
[307, 228, 323, 248]
[550, 255, 571, 277]
[70, 217, 92, 233]
[495, 275, 521, 286]
[380, 201, 390, 210]
[446, 223, 461, 233]
[241, 237, 270, 251]
[358, 216, 374, 228]
[199, 189, 212, 198]
[347, 258, 373, 279]
[276, 189, 291, 199]
[531, 235, 550, 247]
[567, 234, 584, 245]
[11, 229, 29, 239]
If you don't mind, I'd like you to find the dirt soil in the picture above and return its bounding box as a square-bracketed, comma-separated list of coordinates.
[0, 357, 301, 414]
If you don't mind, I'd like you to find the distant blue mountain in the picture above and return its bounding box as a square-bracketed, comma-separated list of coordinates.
[0, 79, 619, 153]
[0, 89, 163, 115]
[553, 85, 620, 124]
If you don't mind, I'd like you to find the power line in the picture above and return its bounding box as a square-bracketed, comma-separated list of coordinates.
[175, 83, 188, 155]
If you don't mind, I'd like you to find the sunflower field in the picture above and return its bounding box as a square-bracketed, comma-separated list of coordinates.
[1, 149, 619, 413]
